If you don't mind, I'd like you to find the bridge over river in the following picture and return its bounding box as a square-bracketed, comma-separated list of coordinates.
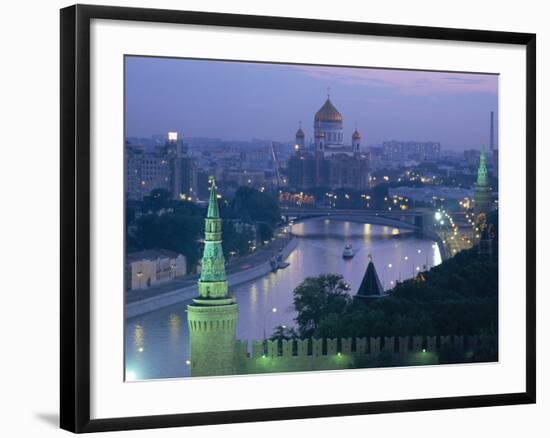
[282, 207, 432, 233]
[281, 207, 470, 260]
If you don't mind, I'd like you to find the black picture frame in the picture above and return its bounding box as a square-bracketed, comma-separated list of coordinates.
[60, 4, 536, 433]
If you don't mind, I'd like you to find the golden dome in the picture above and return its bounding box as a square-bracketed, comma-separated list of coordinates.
[314, 98, 343, 123]
[296, 127, 305, 137]
[352, 129, 361, 139]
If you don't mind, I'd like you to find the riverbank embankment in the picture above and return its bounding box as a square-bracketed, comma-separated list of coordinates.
[125, 237, 298, 318]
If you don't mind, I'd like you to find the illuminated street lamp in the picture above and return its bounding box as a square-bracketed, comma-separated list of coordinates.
[382, 263, 393, 290]
[399, 255, 409, 281]
[263, 307, 278, 342]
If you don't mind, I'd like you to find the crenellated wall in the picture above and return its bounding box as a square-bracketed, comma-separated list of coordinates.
[232, 334, 495, 376]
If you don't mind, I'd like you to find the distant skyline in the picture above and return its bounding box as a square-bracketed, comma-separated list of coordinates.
[125, 56, 499, 151]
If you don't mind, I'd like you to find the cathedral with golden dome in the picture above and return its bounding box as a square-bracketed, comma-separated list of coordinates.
[300, 94, 361, 157]
[288, 93, 369, 190]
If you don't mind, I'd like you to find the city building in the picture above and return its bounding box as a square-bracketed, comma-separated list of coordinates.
[125, 131, 198, 201]
[389, 186, 474, 210]
[287, 94, 370, 190]
[464, 149, 481, 167]
[224, 169, 268, 188]
[286, 151, 319, 189]
[127, 249, 187, 290]
[382, 140, 441, 163]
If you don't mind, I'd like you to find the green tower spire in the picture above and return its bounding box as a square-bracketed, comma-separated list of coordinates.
[473, 145, 492, 227]
[187, 178, 239, 377]
[198, 178, 228, 298]
[206, 177, 220, 219]
[476, 147, 488, 187]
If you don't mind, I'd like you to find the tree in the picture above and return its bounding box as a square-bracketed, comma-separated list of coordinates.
[229, 186, 281, 228]
[269, 325, 299, 342]
[257, 222, 274, 243]
[292, 274, 351, 338]
[132, 201, 203, 271]
[221, 221, 254, 258]
[369, 183, 389, 210]
[142, 188, 172, 212]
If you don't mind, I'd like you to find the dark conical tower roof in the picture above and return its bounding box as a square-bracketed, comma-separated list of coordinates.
[356, 257, 384, 298]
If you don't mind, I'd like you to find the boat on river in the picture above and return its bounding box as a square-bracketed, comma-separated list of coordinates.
[270, 250, 290, 272]
[342, 243, 354, 259]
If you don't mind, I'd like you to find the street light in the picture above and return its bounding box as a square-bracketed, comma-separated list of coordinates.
[399, 256, 409, 281]
[263, 307, 278, 342]
[382, 263, 393, 290]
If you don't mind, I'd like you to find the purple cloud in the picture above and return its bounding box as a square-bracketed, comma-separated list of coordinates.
[290, 65, 498, 96]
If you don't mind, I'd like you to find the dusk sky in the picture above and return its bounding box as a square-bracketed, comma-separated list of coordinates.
[125, 56, 498, 151]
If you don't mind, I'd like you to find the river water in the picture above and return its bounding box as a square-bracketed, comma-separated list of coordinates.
[125, 219, 441, 380]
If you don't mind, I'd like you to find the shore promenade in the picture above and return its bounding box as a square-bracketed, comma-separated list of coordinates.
[125, 233, 297, 318]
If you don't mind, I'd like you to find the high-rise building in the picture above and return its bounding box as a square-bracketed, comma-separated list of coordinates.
[125, 131, 198, 201]
[187, 179, 238, 377]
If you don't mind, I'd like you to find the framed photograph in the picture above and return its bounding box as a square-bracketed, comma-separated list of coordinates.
[60, 4, 536, 433]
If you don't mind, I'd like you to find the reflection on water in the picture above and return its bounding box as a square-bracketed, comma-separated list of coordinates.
[169, 313, 180, 344]
[133, 324, 144, 352]
[125, 220, 441, 380]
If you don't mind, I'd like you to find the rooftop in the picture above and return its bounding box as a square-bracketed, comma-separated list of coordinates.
[356, 257, 385, 298]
